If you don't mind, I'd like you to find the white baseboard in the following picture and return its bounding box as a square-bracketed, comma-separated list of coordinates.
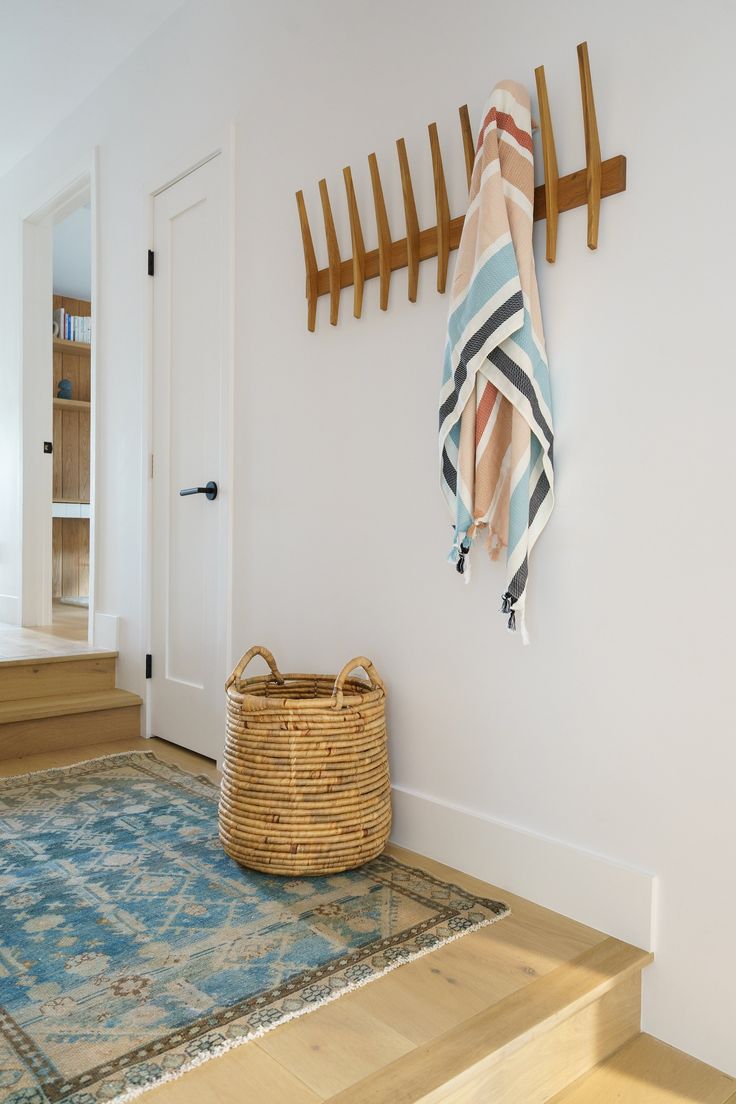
[93, 611, 119, 651]
[0, 594, 20, 624]
[391, 785, 655, 951]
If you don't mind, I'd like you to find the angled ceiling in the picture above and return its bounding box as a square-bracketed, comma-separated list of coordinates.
[0, 0, 187, 180]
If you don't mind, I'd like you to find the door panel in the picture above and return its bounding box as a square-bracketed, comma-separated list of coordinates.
[151, 155, 227, 758]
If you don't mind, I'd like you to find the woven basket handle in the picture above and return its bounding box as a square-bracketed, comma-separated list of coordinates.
[226, 646, 285, 691]
[332, 656, 385, 709]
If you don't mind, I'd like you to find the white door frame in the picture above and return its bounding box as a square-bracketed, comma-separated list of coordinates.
[142, 126, 236, 739]
[19, 153, 98, 639]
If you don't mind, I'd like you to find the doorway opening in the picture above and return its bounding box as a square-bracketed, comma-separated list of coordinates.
[20, 169, 96, 647]
[51, 205, 92, 642]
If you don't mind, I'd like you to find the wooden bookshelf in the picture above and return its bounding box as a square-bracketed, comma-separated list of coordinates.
[52, 295, 92, 601]
[53, 397, 90, 410]
[53, 338, 91, 355]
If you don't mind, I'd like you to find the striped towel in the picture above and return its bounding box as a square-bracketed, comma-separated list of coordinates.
[438, 81, 554, 642]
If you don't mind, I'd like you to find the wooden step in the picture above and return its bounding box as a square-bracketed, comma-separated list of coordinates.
[0, 688, 140, 724]
[0, 689, 142, 760]
[326, 938, 653, 1104]
[0, 652, 117, 701]
[547, 1033, 735, 1103]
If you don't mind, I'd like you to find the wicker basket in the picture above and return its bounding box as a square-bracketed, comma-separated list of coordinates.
[220, 646, 391, 875]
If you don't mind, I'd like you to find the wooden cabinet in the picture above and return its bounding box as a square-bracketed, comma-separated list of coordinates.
[53, 398, 90, 503]
[52, 517, 90, 599]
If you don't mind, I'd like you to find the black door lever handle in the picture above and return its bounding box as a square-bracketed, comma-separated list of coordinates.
[179, 481, 218, 500]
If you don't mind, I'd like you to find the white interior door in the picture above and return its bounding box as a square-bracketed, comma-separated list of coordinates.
[151, 154, 228, 759]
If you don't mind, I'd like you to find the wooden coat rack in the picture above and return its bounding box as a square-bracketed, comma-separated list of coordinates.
[296, 42, 626, 331]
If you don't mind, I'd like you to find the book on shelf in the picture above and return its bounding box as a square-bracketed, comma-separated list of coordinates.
[53, 308, 91, 345]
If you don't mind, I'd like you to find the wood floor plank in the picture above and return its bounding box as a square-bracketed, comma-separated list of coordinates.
[331, 940, 497, 1045]
[143, 1036, 321, 1104]
[548, 1033, 735, 1103]
[0, 737, 217, 778]
[0, 738, 147, 775]
[48, 599, 89, 641]
[326, 940, 651, 1104]
[339, 901, 603, 1047]
[0, 622, 100, 659]
[256, 1000, 415, 1098]
[435, 907, 601, 989]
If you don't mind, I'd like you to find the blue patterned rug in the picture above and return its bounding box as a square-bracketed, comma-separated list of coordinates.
[0, 752, 508, 1103]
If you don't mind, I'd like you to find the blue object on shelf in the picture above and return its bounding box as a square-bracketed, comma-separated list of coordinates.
[57, 379, 72, 400]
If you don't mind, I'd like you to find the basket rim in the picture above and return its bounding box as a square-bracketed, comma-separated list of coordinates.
[227, 671, 385, 709]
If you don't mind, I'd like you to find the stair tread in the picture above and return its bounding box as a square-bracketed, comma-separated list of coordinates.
[0, 689, 142, 724]
[547, 1033, 735, 1103]
[327, 937, 652, 1103]
[0, 650, 117, 669]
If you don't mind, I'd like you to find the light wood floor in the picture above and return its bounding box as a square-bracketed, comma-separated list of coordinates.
[0, 612, 96, 660]
[552, 1033, 735, 1102]
[48, 598, 88, 640]
[0, 737, 730, 1103]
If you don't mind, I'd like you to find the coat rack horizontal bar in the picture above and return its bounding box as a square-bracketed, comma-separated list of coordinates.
[533, 152, 625, 220]
[314, 154, 626, 297]
[299, 42, 624, 327]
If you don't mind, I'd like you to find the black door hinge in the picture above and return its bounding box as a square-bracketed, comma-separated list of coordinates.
[145, 654, 152, 679]
[147, 250, 154, 276]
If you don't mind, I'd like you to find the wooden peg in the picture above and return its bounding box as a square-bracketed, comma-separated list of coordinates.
[295, 190, 318, 332]
[459, 105, 475, 191]
[396, 138, 420, 303]
[342, 166, 365, 319]
[368, 152, 392, 311]
[318, 179, 341, 326]
[298, 51, 625, 326]
[428, 123, 450, 293]
[534, 65, 560, 263]
[577, 41, 602, 250]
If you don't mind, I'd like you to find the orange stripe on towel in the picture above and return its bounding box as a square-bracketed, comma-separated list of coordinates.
[477, 108, 534, 154]
[475, 381, 499, 445]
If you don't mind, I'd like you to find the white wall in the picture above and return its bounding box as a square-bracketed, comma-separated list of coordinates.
[0, 0, 186, 177]
[53, 205, 91, 300]
[0, 0, 734, 1072]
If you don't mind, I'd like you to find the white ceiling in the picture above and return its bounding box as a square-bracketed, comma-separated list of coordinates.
[0, 0, 187, 179]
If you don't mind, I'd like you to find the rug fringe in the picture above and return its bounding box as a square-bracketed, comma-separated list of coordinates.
[0, 749, 155, 786]
[99, 907, 509, 1104]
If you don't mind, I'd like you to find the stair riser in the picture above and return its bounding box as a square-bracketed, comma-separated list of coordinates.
[0, 706, 141, 760]
[0, 657, 116, 702]
[423, 972, 642, 1104]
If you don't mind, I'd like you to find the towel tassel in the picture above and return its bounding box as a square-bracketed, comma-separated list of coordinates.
[504, 602, 531, 644]
[456, 541, 471, 576]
